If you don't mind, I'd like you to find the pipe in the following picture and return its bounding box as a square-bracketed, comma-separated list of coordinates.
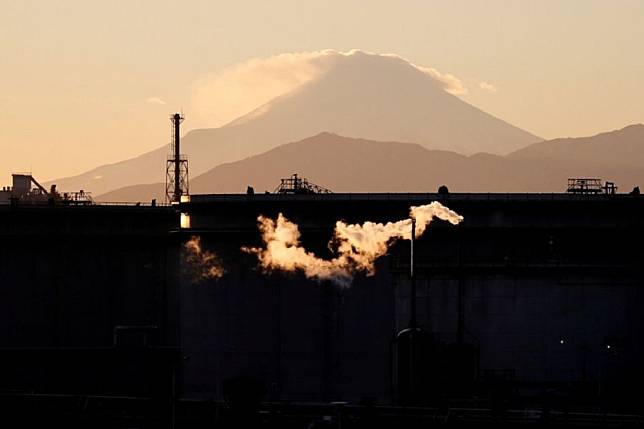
[409, 217, 417, 329]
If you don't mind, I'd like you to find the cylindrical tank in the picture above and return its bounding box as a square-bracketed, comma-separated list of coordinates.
[395, 326, 433, 406]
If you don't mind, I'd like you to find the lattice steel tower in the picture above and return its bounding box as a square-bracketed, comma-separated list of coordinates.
[165, 113, 188, 203]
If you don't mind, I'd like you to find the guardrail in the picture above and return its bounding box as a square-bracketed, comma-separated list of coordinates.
[94, 201, 172, 207]
[0, 201, 173, 208]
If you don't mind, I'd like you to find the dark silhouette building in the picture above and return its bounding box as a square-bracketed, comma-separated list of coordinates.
[179, 192, 644, 411]
[0, 204, 180, 427]
[1, 192, 644, 424]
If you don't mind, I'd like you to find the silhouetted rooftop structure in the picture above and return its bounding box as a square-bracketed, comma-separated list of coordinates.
[1, 173, 94, 205]
[274, 173, 332, 195]
[567, 178, 617, 194]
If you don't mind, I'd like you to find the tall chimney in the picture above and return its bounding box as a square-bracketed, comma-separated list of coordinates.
[165, 113, 188, 204]
[173, 113, 182, 202]
[395, 216, 432, 405]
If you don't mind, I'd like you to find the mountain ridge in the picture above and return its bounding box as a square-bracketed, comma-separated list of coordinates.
[97, 128, 644, 202]
[47, 51, 540, 196]
[509, 123, 644, 166]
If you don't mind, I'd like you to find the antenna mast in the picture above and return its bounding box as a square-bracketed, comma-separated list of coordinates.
[165, 113, 188, 203]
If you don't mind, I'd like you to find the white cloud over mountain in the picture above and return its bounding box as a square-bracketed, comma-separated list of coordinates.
[479, 81, 498, 93]
[190, 50, 468, 128]
[146, 97, 167, 105]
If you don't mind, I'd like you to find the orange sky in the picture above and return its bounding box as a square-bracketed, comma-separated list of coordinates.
[1, 0, 643, 182]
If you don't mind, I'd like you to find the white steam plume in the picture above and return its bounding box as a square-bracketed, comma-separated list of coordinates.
[243, 214, 354, 286]
[184, 236, 225, 281]
[244, 202, 463, 287]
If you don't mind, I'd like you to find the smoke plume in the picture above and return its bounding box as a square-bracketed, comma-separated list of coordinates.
[184, 236, 225, 281]
[244, 202, 463, 287]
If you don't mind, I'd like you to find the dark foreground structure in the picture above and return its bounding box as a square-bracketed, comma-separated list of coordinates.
[0, 204, 181, 427]
[0, 193, 643, 427]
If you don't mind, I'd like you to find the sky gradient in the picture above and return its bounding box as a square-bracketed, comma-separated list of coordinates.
[1, 0, 643, 182]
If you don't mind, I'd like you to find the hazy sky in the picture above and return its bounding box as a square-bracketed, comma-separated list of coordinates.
[1, 0, 643, 182]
